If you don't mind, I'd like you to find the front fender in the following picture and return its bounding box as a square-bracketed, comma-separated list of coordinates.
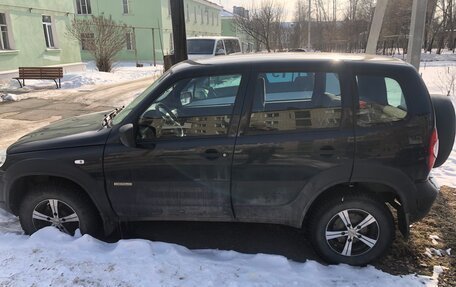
[3, 148, 117, 234]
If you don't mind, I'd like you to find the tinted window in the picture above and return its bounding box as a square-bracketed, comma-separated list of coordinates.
[247, 72, 342, 134]
[187, 39, 215, 54]
[356, 75, 407, 126]
[224, 39, 241, 54]
[139, 74, 242, 140]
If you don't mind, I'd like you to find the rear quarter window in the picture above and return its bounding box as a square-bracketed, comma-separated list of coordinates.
[356, 75, 407, 127]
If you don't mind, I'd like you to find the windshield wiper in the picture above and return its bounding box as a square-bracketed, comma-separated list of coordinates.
[102, 106, 125, 127]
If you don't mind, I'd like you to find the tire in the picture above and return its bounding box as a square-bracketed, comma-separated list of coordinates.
[19, 183, 100, 236]
[308, 194, 394, 266]
[431, 94, 455, 168]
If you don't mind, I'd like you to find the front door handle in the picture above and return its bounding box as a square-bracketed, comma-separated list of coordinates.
[204, 149, 221, 160]
[319, 146, 335, 157]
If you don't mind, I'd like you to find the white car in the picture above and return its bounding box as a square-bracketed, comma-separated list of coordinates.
[187, 37, 242, 60]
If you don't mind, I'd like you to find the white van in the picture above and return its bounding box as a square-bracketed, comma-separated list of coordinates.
[186, 37, 242, 60]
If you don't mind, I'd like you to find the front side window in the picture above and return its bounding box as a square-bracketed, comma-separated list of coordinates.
[138, 74, 242, 140]
[125, 31, 134, 50]
[247, 72, 342, 134]
[0, 13, 10, 50]
[42, 15, 55, 48]
[356, 75, 407, 126]
[122, 0, 129, 14]
[76, 0, 92, 15]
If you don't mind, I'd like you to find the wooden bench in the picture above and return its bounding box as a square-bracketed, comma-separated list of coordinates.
[13, 67, 63, 89]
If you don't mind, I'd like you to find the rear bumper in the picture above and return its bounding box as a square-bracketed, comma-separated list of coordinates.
[409, 177, 439, 222]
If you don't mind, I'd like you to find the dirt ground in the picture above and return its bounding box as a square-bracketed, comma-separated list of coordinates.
[374, 186, 456, 286]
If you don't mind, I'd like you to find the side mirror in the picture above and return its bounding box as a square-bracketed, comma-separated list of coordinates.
[215, 49, 226, 56]
[119, 123, 136, 148]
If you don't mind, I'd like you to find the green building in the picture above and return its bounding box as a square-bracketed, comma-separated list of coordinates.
[75, 0, 223, 64]
[0, 0, 83, 75]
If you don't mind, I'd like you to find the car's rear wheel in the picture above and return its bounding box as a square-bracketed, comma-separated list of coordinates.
[309, 194, 394, 266]
[19, 184, 100, 236]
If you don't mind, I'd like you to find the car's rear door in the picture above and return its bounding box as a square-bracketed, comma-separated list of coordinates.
[231, 63, 355, 226]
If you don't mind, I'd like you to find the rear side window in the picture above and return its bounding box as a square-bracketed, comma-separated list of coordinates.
[356, 75, 407, 126]
[247, 72, 342, 134]
[224, 40, 241, 54]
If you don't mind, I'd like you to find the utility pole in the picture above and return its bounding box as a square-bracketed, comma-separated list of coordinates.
[170, 0, 188, 64]
[366, 0, 389, 54]
[407, 0, 428, 70]
[307, 0, 311, 50]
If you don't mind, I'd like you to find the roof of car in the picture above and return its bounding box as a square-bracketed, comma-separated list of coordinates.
[170, 53, 413, 75]
[187, 36, 240, 41]
[192, 53, 406, 65]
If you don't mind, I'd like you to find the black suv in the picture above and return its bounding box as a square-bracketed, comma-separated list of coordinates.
[0, 54, 454, 265]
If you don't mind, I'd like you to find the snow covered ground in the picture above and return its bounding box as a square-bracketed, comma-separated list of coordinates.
[0, 62, 163, 102]
[0, 210, 441, 287]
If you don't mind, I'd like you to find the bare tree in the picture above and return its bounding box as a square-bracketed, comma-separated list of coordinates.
[234, 0, 284, 52]
[67, 15, 129, 72]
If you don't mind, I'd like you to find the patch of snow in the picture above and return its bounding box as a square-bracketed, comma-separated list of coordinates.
[0, 61, 163, 91]
[0, 93, 18, 102]
[0, 225, 439, 287]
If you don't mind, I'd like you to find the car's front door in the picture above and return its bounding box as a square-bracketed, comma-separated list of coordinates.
[104, 73, 246, 220]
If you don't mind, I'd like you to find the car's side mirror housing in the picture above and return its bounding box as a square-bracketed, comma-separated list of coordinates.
[119, 123, 136, 148]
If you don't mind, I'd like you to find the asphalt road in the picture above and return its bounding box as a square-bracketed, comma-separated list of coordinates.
[0, 77, 155, 150]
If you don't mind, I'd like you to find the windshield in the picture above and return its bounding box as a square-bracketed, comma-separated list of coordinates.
[187, 39, 215, 55]
[112, 71, 170, 125]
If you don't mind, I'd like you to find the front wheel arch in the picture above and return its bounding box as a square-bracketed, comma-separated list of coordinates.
[9, 176, 108, 235]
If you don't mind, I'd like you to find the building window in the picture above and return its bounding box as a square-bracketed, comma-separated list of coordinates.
[206, 10, 209, 24]
[194, 6, 197, 23]
[126, 31, 134, 50]
[122, 0, 129, 14]
[76, 0, 92, 15]
[81, 32, 94, 50]
[0, 13, 11, 50]
[42, 15, 55, 48]
[200, 8, 203, 23]
[186, 3, 190, 22]
[211, 12, 214, 25]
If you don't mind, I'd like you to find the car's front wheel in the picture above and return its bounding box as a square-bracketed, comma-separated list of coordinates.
[19, 183, 100, 236]
[309, 193, 394, 265]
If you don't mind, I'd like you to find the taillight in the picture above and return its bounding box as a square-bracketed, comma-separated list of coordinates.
[428, 128, 439, 170]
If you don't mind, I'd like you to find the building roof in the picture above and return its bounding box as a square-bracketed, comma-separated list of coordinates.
[220, 10, 234, 17]
[194, 0, 223, 10]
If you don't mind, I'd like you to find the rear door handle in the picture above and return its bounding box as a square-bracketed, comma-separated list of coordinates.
[204, 149, 221, 160]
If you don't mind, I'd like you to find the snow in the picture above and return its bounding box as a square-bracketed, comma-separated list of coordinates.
[0, 218, 440, 287]
[0, 62, 163, 91]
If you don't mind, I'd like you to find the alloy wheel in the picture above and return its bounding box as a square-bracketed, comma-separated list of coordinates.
[325, 209, 380, 257]
[32, 199, 80, 235]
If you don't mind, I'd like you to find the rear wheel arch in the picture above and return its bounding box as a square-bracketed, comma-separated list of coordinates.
[302, 182, 409, 237]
